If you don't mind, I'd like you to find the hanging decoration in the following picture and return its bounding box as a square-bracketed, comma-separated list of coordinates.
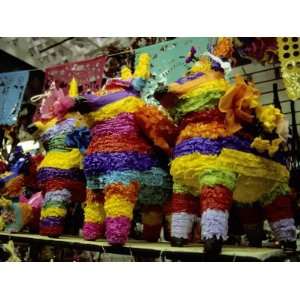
[234, 38, 278, 65]
[135, 37, 214, 83]
[277, 37, 300, 101]
[44, 56, 107, 93]
[0, 70, 29, 126]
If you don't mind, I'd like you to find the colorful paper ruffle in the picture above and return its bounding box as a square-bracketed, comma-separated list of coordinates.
[83, 222, 104, 240]
[270, 218, 296, 242]
[84, 152, 158, 176]
[172, 90, 224, 121]
[134, 105, 178, 155]
[171, 149, 289, 203]
[178, 108, 226, 131]
[173, 136, 252, 158]
[39, 178, 85, 202]
[87, 134, 151, 154]
[105, 216, 131, 245]
[41, 118, 77, 142]
[84, 90, 139, 110]
[84, 201, 105, 223]
[201, 209, 229, 240]
[37, 167, 85, 183]
[263, 194, 294, 223]
[171, 193, 198, 214]
[171, 212, 196, 239]
[38, 149, 83, 170]
[201, 185, 233, 212]
[87, 96, 145, 123]
[91, 113, 139, 137]
[176, 121, 231, 144]
[198, 169, 237, 192]
[258, 183, 290, 206]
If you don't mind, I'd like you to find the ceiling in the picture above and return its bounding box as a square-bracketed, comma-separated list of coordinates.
[0, 37, 172, 70]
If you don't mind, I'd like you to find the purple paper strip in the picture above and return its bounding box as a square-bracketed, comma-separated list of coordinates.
[40, 216, 64, 227]
[173, 135, 288, 165]
[37, 167, 85, 183]
[84, 151, 157, 176]
[91, 113, 139, 137]
[173, 136, 252, 158]
[84, 90, 139, 110]
[270, 218, 296, 242]
[175, 72, 204, 84]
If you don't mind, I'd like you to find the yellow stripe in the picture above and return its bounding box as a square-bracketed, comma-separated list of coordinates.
[41, 207, 66, 218]
[87, 96, 145, 123]
[104, 195, 134, 219]
[84, 202, 105, 223]
[34, 112, 87, 134]
[38, 149, 82, 170]
[182, 79, 229, 99]
[171, 149, 289, 203]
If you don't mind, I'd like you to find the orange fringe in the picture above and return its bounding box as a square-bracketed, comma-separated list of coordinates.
[134, 105, 178, 155]
[104, 181, 140, 204]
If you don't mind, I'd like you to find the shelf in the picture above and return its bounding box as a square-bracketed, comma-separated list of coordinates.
[0, 232, 286, 261]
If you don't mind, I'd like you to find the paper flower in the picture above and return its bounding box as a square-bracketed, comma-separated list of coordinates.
[268, 138, 283, 157]
[251, 137, 270, 153]
[40, 83, 74, 120]
[213, 38, 233, 59]
[53, 95, 75, 120]
[255, 104, 282, 133]
[219, 76, 259, 134]
[251, 137, 283, 157]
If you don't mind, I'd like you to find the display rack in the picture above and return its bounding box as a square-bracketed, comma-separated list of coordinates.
[0, 232, 287, 261]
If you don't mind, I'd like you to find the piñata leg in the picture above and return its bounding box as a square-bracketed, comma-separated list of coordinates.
[40, 189, 71, 237]
[263, 194, 297, 252]
[237, 203, 265, 247]
[141, 204, 163, 242]
[104, 181, 139, 246]
[200, 185, 233, 255]
[199, 170, 237, 255]
[170, 183, 198, 247]
[83, 189, 105, 240]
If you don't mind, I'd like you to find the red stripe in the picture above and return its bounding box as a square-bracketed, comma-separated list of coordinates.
[201, 185, 232, 212]
[264, 195, 294, 223]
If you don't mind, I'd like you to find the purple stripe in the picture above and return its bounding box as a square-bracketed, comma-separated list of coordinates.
[84, 152, 157, 176]
[91, 113, 138, 137]
[270, 218, 296, 242]
[37, 167, 85, 183]
[173, 136, 288, 165]
[173, 136, 252, 158]
[84, 90, 139, 109]
[40, 217, 64, 227]
[176, 72, 204, 84]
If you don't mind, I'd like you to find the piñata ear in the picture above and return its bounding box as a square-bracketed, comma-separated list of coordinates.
[121, 66, 133, 80]
[133, 53, 151, 79]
